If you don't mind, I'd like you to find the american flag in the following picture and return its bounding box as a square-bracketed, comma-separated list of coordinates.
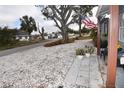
[81, 16, 97, 29]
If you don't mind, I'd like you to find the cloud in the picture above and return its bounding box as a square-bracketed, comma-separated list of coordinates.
[0, 5, 98, 33]
[0, 5, 59, 33]
[0, 6, 36, 25]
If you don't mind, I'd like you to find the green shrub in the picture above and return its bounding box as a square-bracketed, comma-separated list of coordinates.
[0, 27, 17, 46]
[84, 45, 95, 54]
[76, 48, 85, 55]
[76, 46, 95, 55]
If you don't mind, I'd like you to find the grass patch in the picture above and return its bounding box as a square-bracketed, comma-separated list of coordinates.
[0, 40, 46, 51]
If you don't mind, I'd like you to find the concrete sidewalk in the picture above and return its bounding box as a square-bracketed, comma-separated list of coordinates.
[63, 55, 104, 88]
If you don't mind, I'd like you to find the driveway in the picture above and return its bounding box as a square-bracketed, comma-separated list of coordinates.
[0, 39, 103, 88]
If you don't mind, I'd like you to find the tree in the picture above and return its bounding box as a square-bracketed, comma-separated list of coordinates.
[37, 23, 45, 40]
[20, 15, 37, 39]
[41, 27, 45, 40]
[38, 5, 96, 42]
[72, 5, 96, 37]
[40, 5, 76, 42]
[0, 26, 17, 46]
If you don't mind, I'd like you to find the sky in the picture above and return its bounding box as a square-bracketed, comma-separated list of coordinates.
[0, 5, 98, 35]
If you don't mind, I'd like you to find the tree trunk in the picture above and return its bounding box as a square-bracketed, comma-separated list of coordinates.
[61, 27, 69, 43]
[38, 27, 45, 40]
[38, 30, 42, 39]
[79, 15, 82, 37]
[63, 31, 69, 43]
[28, 31, 32, 41]
[42, 30, 45, 40]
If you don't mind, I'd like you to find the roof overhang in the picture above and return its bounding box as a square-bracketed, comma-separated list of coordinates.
[96, 5, 109, 17]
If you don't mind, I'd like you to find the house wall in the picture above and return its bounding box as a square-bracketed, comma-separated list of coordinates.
[99, 6, 124, 49]
[120, 5, 124, 13]
[119, 5, 124, 48]
[100, 18, 109, 43]
[16, 35, 29, 41]
[20, 36, 29, 41]
[44, 36, 48, 39]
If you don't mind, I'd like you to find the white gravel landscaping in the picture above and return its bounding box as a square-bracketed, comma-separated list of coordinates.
[0, 40, 93, 88]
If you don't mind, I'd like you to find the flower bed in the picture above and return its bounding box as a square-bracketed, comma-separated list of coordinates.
[44, 39, 74, 47]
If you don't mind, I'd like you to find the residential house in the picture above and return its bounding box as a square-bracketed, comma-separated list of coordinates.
[96, 5, 124, 88]
[16, 30, 29, 41]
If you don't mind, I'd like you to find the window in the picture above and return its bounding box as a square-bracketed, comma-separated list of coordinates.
[104, 21, 108, 34]
[119, 13, 124, 42]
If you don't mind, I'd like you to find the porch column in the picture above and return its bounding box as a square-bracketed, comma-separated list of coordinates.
[106, 5, 119, 88]
[97, 18, 100, 55]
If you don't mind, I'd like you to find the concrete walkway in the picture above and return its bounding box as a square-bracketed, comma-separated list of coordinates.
[63, 55, 104, 88]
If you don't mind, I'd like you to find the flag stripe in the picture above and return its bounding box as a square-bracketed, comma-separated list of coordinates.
[81, 16, 96, 29]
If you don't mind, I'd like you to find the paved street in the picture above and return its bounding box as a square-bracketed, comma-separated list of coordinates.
[0, 40, 51, 57]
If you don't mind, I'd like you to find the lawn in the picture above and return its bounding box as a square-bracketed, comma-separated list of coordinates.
[0, 40, 47, 51]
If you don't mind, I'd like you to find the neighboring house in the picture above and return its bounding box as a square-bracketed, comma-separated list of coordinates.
[58, 34, 62, 39]
[45, 32, 62, 39]
[47, 33, 59, 39]
[16, 30, 29, 41]
[69, 33, 75, 38]
[31, 34, 42, 40]
[44, 36, 48, 39]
